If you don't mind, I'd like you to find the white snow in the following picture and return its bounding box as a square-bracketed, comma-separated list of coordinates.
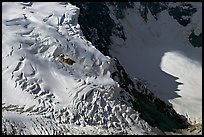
[2, 2, 162, 135]
[110, 4, 202, 123]
[161, 51, 202, 123]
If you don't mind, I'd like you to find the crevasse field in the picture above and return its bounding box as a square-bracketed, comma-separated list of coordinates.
[2, 2, 202, 135]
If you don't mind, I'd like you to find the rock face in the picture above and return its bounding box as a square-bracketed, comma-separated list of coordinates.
[58, 54, 75, 65]
[2, 2, 201, 135]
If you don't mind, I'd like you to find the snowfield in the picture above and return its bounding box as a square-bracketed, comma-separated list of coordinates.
[109, 3, 202, 124]
[2, 2, 164, 135]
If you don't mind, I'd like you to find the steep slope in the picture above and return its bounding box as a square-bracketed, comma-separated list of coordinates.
[2, 2, 201, 135]
[70, 2, 202, 134]
[109, 2, 202, 124]
[2, 2, 163, 135]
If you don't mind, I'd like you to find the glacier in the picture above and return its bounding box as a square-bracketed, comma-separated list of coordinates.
[2, 2, 202, 135]
[2, 2, 162, 135]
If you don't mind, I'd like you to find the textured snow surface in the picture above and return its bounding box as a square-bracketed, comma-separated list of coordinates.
[2, 2, 163, 135]
[110, 3, 202, 123]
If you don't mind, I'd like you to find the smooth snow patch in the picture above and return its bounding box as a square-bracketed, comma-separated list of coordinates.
[110, 5, 202, 122]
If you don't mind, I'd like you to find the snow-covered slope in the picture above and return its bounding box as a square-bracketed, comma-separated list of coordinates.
[109, 2, 202, 124]
[2, 2, 165, 135]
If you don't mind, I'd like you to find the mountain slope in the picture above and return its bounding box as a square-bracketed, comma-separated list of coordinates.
[2, 2, 201, 135]
[70, 2, 202, 134]
[2, 2, 162, 135]
[109, 2, 202, 123]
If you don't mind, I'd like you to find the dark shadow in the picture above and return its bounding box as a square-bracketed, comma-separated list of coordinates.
[109, 10, 202, 104]
[108, 10, 202, 131]
[70, 2, 201, 132]
[112, 58, 190, 132]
